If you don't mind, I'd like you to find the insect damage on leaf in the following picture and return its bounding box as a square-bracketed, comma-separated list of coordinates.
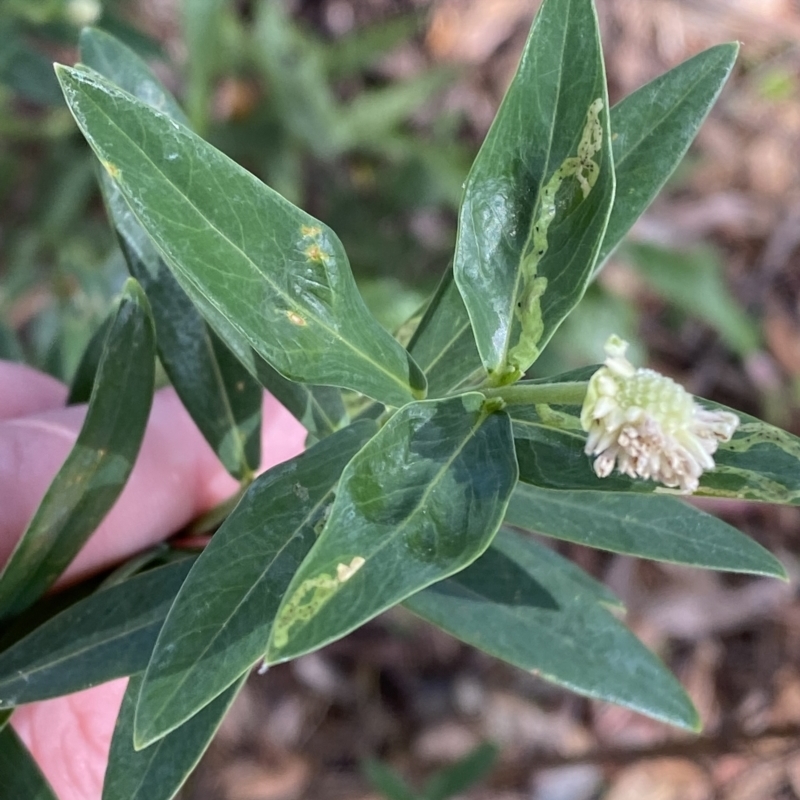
[499, 99, 605, 383]
[271, 556, 366, 650]
[286, 310, 307, 326]
[101, 159, 120, 179]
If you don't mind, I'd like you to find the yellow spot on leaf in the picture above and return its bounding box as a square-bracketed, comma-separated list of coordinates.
[304, 243, 331, 263]
[101, 160, 120, 179]
[286, 310, 307, 326]
[301, 225, 322, 238]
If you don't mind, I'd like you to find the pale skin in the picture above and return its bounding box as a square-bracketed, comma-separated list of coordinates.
[0, 360, 306, 799]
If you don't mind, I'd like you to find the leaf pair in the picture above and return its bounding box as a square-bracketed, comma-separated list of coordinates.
[422, 21, 738, 396]
[135, 394, 518, 748]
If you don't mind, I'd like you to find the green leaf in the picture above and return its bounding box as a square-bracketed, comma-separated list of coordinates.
[106, 174, 344, 439]
[507, 483, 786, 578]
[510, 369, 800, 505]
[597, 43, 738, 267]
[0, 725, 57, 800]
[423, 742, 497, 800]
[103, 672, 245, 800]
[134, 421, 377, 748]
[322, 14, 422, 79]
[340, 69, 453, 150]
[0, 279, 155, 620]
[407, 268, 483, 397]
[56, 64, 426, 407]
[83, 25, 345, 441]
[67, 312, 113, 405]
[182, 0, 227, 131]
[405, 528, 699, 730]
[0, 710, 11, 731]
[80, 28, 262, 477]
[0, 559, 194, 708]
[253, 0, 339, 157]
[266, 394, 518, 665]
[623, 242, 759, 357]
[363, 760, 418, 800]
[453, 0, 614, 383]
[78, 27, 190, 126]
[253, 359, 347, 440]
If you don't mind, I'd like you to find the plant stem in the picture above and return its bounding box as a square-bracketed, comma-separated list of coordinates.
[482, 381, 588, 407]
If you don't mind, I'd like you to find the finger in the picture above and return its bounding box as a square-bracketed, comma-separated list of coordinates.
[0, 361, 67, 421]
[0, 387, 306, 584]
[11, 680, 127, 800]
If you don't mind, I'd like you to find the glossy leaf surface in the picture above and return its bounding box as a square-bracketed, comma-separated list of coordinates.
[56, 65, 426, 406]
[511, 369, 800, 504]
[80, 28, 344, 435]
[0, 725, 57, 800]
[598, 44, 738, 267]
[81, 29, 262, 476]
[507, 484, 785, 577]
[406, 528, 699, 730]
[0, 280, 155, 620]
[454, 0, 614, 382]
[266, 394, 518, 664]
[0, 560, 194, 708]
[407, 268, 483, 397]
[103, 673, 245, 800]
[135, 422, 377, 748]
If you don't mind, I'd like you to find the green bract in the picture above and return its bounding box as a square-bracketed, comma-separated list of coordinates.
[1, 3, 794, 798]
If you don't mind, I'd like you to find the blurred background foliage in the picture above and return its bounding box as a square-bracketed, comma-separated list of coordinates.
[4, 2, 800, 796]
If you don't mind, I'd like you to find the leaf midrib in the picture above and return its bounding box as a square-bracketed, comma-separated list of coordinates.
[71, 71, 414, 401]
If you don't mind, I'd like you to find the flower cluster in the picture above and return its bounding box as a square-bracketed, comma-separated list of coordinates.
[580, 336, 739, 493]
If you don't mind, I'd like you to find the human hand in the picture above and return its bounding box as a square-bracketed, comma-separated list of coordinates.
[0, 360, 306, 799]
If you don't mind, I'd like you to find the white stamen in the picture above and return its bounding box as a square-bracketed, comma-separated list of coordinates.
[580, 336, 739, 493]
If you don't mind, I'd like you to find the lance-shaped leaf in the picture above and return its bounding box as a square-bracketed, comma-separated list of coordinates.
[266, 394, 518, 665]
[597, 43, 738, 268]
[507, 484, 785, 578]
[102, 172, 263, 476]
[80, 27, 346, 439]
[510, 369, 800, 504]
[55, 64, 426, 407]
[134, 421, 377, 748]
[407, 268, 483, 398]
[0, 279, 155, 620]
[0, 559, 194, 708]
[406, 528, 699, 730]
[406, 45, 736, 391]
[0, 725, 58, 800]
[453, 0, 614, 383]
[104, 672, 245, 800]
[81, 29, 261, 474]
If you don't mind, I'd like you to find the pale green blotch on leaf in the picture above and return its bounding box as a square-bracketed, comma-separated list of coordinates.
[271, 556, 366, 649]
[499, 98, 605, 383]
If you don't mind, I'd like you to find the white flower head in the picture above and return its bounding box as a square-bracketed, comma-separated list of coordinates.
[580, 335, 739, 494]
